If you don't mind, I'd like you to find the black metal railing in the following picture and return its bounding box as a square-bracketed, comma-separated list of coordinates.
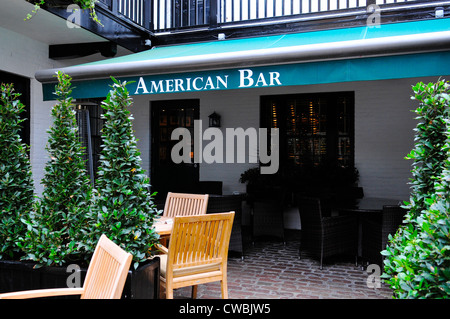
[97, 0, 151, 29]
[94, 0, 442, 34]
[151, 0, 422, 32]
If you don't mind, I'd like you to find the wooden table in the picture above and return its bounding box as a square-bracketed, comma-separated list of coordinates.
[340, 197, 403, 213]
[154, 216, 173, 236]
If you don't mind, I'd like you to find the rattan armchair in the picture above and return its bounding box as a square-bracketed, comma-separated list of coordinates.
[297, 196, 357, 269]
[251, 189, 286, 244]
[361, 205, 407, 266]
[207, 195, 245, 259]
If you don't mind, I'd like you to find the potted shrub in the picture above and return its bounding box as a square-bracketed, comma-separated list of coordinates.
[83, 77, 161, 298]
[382, 80, 450, 298]
[19, 71, 93, 267]
[0, 73, 160, 299]
[84, 76, 160, 260]
[0, 71, 94, 296]
[0, 83, 35, 261]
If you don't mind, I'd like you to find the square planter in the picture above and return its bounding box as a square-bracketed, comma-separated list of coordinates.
[0, 257, 159, 299]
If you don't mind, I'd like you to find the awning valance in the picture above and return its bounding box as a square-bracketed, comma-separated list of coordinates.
[36, 18, 450, 100]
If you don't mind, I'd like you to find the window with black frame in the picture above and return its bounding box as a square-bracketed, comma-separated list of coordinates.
[75, 99, 105, 183]
[260, 92, 354, 179]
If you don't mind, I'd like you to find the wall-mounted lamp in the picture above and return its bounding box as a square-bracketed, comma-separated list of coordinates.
[208, 111, 221, 127]
[435, 7, 444, 18]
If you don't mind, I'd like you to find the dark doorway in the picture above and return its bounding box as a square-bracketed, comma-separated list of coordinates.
[0, 71, 30, 146]
[151, 99, 200, 199]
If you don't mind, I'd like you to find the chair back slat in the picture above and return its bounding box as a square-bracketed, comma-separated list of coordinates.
[163, 192, 209, 217]
[82, 235, 133, 299]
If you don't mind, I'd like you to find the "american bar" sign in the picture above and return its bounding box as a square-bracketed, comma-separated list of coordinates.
[134, 69, 282, 94]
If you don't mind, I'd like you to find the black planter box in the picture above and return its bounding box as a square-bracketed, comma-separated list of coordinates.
[0, 257, 160, 299]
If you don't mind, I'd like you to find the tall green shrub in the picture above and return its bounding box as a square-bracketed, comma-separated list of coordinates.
[0, 83, 34, 260]
[86, 77, 159, 269]
[20, 72, 93, 266]
[383, 80, 450, 298]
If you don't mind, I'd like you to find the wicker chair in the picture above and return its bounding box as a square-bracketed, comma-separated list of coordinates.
[251, 197, 286, 244]
[207, 195, 245, 259]
[361, 205, 407, 266]
[248, 187, 286, 244]
[297, 196, 357, 269]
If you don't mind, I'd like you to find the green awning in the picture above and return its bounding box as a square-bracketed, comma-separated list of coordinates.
[36, 18, 450, 100]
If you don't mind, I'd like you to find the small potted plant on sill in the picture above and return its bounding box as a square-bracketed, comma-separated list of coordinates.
[26, 0, 101, 25]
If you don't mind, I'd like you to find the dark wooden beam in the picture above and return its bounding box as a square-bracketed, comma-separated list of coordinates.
[43, 4, 153, 52]
[49, 41, 117, 60]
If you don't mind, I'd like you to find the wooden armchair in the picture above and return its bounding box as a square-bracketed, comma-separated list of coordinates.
[163, 192, 209, 217]
[157, 212, 235, 299]
[0, 234, 132, 299]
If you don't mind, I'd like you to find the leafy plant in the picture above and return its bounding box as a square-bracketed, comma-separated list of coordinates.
[20, 71, 93, 267]
[26, 0, 101, 25]
[239, 166, 260, 184]
[382, 80, 450, 298]
[85, 77, 160, 269]
[0, 83, 35, 260]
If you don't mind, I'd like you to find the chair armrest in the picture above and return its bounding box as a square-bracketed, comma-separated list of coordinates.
[0, 287, 84, 299]
[156, 243, 168, 254]
[322, 215, 355, 227]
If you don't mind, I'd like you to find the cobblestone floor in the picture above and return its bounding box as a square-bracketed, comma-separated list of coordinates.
[171, 229, 393, 299]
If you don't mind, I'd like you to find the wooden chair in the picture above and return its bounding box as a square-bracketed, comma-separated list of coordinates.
[157, 212, 235, 299]
[163, 192, 209, 217]
[0, 234, 132, 299]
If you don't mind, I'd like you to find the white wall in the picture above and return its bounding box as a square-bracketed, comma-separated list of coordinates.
[0, 26, 129, 195]
[130, 77, 440, 229]
[4, 21, 443, 204]
[1, 26, 58, 196]
[130, 76, 450, 203]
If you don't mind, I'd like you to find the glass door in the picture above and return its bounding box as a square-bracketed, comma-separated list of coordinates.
[151, 99, 199, 199]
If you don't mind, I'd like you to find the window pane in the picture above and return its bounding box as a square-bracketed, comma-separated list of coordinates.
[261, 92, 354, 170]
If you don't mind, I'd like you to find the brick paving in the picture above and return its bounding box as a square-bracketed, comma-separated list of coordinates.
[171, 229, 393, 299]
